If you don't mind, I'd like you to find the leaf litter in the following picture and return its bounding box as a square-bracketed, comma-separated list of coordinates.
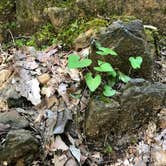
[0, 44, 90, 165]
[0, 43, 166, 166]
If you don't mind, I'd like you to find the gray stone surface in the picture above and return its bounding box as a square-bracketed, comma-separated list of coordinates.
[90, 20, 154, 79]
[0, 110, 29, 129]
[0, 129, 39, 165]
[85, 79, 166, 140]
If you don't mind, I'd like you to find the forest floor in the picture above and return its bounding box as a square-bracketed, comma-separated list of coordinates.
[0, 37, 166, 166]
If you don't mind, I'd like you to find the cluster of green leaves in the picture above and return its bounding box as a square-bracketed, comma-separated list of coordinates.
[68, 42, 143, 97]
[26, 23, 57, 49]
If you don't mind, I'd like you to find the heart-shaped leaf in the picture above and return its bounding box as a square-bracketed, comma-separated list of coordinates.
[96, 47, 117, 56]
[129, 56, 143, 69]
[94, 60, 116, 73]
[107, 70, 117, 77]
[118, 71, 131, 83]
[103, 85, 116, 97]
[85, 73, 101, 92]
[68, 54, 92, 69]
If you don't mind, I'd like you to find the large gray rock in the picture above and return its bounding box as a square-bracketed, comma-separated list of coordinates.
[91, 20, 154, 78]
[85, 79, 166, 140]
[0, 110, 29, 129]
[0, 129, 39, 165]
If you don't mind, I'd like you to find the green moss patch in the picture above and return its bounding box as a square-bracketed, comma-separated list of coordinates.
[26, 23, 56, 48]
[57, 18, 108, 47]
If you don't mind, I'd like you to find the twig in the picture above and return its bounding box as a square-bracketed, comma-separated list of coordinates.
[7, 29, 15, 46]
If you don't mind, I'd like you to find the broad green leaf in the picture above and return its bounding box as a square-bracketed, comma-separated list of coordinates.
[105, 145, 113, 153]
[68, 54, 92, 69]
[129, 56, 143, 69]
[107, 70, 117, 77]
[95, 41, 102, 49]
[85, 73, 101, 92]
[118, 71, 131, 83]
[96, 47, 117, 56]
[97, 60, 104, 66]
[94, 61, 115, 72]
[103, 85, 116, 97]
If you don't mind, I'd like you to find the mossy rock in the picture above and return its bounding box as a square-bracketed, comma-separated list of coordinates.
[90, 20, 154, 79]
[57, 18, 108, 48]
[13, 16, 137, 49]
[86, 79, 166, 140]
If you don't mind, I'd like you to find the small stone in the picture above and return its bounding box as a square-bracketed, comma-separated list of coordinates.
[0, 110, 29, 129]
[0, 129, 39, 164]
[37, 73, 50, 84]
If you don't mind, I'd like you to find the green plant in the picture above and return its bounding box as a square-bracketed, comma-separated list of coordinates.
[15, 39, 26, 47]
[68, 42, 143, 97]
[129, 56, 143, 69]
[85, 73, 101, 92]
[68, 54, 92, 69]
[104, 145, 113, 154]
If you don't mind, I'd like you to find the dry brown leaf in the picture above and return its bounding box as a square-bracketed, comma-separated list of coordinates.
[53, 154, 68, 166]
[46, 96, 59, 108]
[41, 86, 55, 98]
[37, 73, 50, 84]
[65, 158, 78, 166]
[0, 99, 8, 111]
[0, 69, 13, 87]
[34, 110, 45, 123]
[67, 69, 80, 82]
[57, 83, 70, 106]
[52, 135, 69, 151]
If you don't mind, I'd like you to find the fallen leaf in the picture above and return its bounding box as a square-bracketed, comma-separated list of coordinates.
[57, 83, 70, 105]
[70, 145, 81, 163]
[53, 109, 72, 134]
[0, 69, 13, 87]
[37, 73, 51, 84]
[18, 78, 41, 105]
[14, 68, 41, 105]
[46, 96, 59, 108]
[65, 158, 78, 166]
[53, 154, 68, 166]
[67, 69, 80, 81]
[41, 86, 55, 97]
[52, 135, 69, 151]
[24, 61, 39, 70]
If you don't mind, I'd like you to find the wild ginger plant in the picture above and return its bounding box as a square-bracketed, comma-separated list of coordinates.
[68, 42, 143, 97]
